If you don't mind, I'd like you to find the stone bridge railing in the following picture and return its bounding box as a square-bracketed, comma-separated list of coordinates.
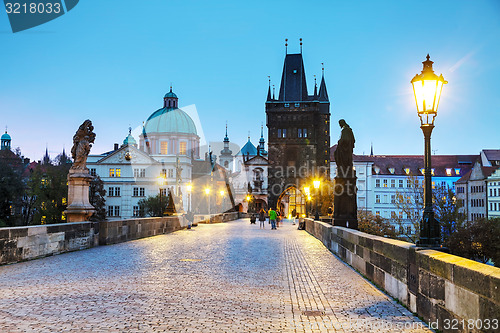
[304, 218, 499, 333]
[0, 212, 242, 265]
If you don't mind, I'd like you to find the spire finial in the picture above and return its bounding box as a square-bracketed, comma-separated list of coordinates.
[128, 127, 132, 135]
[4, 126, 7, 134]
[300, 38, 302, 53]
[321, 62, 325, 76]
[225, 121, 228, 136]
[314, 74, 317, 85]
[261, 123, 264, 138]
[426, 53, 430, 61]
[248, 131, 250, 141]
[268, 75, 271, 87]
[272, 84, 275, 99]
[285, 38, 288, 54]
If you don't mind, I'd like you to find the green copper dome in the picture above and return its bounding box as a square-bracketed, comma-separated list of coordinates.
[1, 132, 11, 141]
[164, 91, 178, 98]
[144, 108, 197, 135]
[123, 131, 137, 146]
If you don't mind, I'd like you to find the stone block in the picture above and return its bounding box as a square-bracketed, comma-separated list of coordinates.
[428, 273, 445, 302]
[453, 260, 494, 299]
[351, 253, 366, 274]
[479, 297, 500, 329]
[416, 293, 433, 322]
[409, 292, 417, 313]
[419, 269, 430, 297]
[445, 280, 480, 320]
[366, 262, 374, 280]
[29, 226, 48, 237]
[373, 266, 385, 289]
[0, 229, 9, 239]
[391, 262, 407, 283]
[355, 244, 364, 258]
[385, 273, 407, 304]
[9, 228, 27, 238]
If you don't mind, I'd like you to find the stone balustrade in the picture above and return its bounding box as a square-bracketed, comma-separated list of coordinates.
[304, 218, 500, 333]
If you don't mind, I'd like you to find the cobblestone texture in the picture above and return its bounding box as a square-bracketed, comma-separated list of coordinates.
[0, 219, 432, 332]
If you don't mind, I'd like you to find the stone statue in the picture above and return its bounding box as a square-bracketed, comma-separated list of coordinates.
[334, 119, 355, 176]
[332, 119, 358, 230]
[71, 120, 96, 171]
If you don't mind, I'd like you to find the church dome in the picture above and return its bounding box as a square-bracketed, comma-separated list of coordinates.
[1, 132, 11, 141]
[122, 128, 137, 146]
[144, 108, 197, 135]
[164, 90, 178, 98]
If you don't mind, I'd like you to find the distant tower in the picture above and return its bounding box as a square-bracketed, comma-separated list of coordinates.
[258, 124, 267, 157]
[164, 86, 178, 109]
[42, 147, 51, 165]
[1, 128, 11, 151]
[266, 45, 331, 208]
[219, 123, 233, 169]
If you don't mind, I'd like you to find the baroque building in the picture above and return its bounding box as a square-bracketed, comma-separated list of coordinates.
[266, 49, 330, 214]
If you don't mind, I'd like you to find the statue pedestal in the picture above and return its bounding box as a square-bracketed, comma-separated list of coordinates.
[65, 170, 95, 222]
[332, 176, 358, 230]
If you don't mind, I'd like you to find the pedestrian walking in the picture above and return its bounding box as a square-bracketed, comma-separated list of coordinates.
[268, 208, 277, 230]
[259, 208, 266, 229]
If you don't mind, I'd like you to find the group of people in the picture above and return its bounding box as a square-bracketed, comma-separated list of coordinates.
[257, 208, 285, 230]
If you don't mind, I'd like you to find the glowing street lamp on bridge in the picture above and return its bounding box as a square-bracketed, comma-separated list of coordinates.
[411, 54, 447, 247]
[313, 180, 321, 220]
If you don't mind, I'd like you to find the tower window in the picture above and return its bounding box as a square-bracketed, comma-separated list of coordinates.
[284, 103, 289, 107]
[179, 142, 187, 155]
[298, 129, 302, 138]
[295, 103, 300, 107]
[303, 129, 307, 138]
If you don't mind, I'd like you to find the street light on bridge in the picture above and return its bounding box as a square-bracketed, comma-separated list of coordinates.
[313, 180, 321, 221]
[411, 54, 447, 247]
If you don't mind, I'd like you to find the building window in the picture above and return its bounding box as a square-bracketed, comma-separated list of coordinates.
[179, 142, 187, 155]
[376, 195, 381, 203]
[133, 206, 140, 217]
[383, 195, 388, 203]
[404, 168, 410, 175]
[133, 187, 145, 197]
[161, 141, 168, 155]
[375, 211, 380, 216]
[420, 168, 425, 175]
[107, 206, 120, 217]
[283, 129, 287, 138]
[108, 187, 114, 197]
[446, 168, 452, 176]
[114, 206, 120, 217]
[284, 103, 289, 107]
[376, 179, 380, 187]
[90, 168, 96, 176]
[140, 188, 145, 196]
[109, 168, 115, 177]
[407, 226, 412, 234]
[107, 206, 113, 217]
[399, 179, 403, 188]
[431, 168, 435, 176]
[168, 169, 174, 178]
[391, 179, 395, 188]
[298, 129, 302, 138]
[399, 211, 403, 219]
[134, 168, 146, 178]
[391, 195, 396, 204]
[391, 211, 397, 219]
[399, 226, 404, 234]
[383, 179, 388, 188]
[303, 129, 307, 138]
[115, 169, 121, 177]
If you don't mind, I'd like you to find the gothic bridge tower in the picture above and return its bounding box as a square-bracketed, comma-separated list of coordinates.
[266, 44, 331, 210]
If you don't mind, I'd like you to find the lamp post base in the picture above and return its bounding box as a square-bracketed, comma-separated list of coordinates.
[416, 211, 441, 247]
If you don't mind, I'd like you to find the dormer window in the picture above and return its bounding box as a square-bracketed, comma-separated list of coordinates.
[420, 168, 425, 175]
[431, 168, 435, 176]
[404, 168, 410, 175]
[389, 168, 395, 174]
[284, 103, 290, 107]
[295, 103, 300, 107]
[446, 168, 452, 176]
[455, 168, 460, 175]
[374, 166, 380, 174]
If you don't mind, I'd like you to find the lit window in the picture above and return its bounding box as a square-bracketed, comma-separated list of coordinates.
[420, 169, 425, 175]
[133, 206, 140, 217]
[303, 129, 307, 137]
[161, 141, 168, 155]
[455, 168, 460, 175]
[389, 168, 395, 174]
[109, 168, 115, 177]
[376, 179, 380, 187]
[284, 103, 289, 107]
[446, 168, 452, 176]
[383, 179, 388, 188]
[431, 169, 435, 176]
[298, 129, 302, 138]
[375, 211, 380, 216]
[115, 169, 121, 177]
[283, 129, 287, 138]
[294, 103, 300, 107]
[376, 195, 381, 203]
[179, 142, 187, 155]
[404, 168, 410, 175]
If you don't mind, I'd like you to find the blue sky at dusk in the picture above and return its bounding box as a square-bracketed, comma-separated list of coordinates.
[0, 0, 499, 161]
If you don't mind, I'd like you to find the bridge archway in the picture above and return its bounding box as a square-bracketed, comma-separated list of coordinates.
[276, 186, 307, 218]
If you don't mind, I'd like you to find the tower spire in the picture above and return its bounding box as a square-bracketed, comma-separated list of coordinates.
[313, 75, 318, 98]
[285, 38, 288, 54]
[272, 85, 275, 99]
[370, 142, 374, 156]
[319, 63, 329, 101]
[300, 38, 302, 53]
[267, 76, 272, 101]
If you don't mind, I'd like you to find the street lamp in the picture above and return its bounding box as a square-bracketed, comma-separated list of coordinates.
[303, 187, 310, 217]
[157, 175, 166, 217]
[205, 187, 211, 216]
[186, 184, 192, 212]
[411, 54, 447, 247]
[313, 180, 321, 220]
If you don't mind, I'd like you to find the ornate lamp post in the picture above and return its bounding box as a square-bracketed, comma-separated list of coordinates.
[205, 187, 211, 216]
[186, 184, 192, 212]
[157, 175, 167, 217]
[303, 186, 310, 217]
[313, 180, 321, 220]
[411, 54, 447, 247]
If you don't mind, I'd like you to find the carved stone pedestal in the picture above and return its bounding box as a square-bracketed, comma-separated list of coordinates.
[65, 170, 95, 222]
[332, 175, 358, 230]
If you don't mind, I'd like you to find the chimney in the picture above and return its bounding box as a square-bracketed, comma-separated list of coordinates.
[114, 143, 119, 150]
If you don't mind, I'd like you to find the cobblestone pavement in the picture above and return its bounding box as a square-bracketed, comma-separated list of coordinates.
[0, 219, 432, 332]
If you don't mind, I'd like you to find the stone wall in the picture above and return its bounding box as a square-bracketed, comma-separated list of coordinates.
[98, 216, 184, 245]
[305, 218, 500, 333]
[0, 222, 98, 265]
[1, 212, 242, 265]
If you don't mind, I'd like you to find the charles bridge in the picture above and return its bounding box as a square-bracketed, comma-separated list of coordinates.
[0, 214, 498, 332]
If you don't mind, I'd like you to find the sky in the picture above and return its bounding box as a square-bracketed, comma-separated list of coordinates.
[0, 0, 499, 161]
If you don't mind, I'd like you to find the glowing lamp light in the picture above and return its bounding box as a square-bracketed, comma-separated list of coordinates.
[187, 184, 192, 192]
[411, 54, 447, 126]
[205, 188, 210, 195]
[220, 190, 225, 196]
[313, 180, 321, 189]
[304, 186, 310, 195]
[246, 195, 251, 201]
[157, 176, 166, 185]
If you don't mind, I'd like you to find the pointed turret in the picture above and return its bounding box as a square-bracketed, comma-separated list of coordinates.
[313, 75, 318, 99]
[267, 76, 272, 101]
[318, 73, 328, 101]
[278, 53, 309, 101]
[42, 147, 51, 165]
